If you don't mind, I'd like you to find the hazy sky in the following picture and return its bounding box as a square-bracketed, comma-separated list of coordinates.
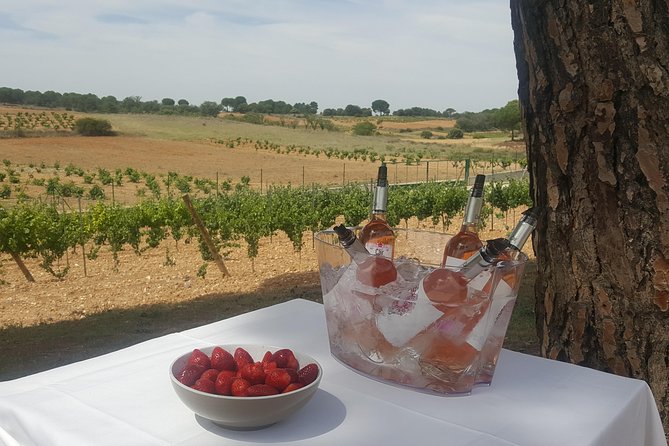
[1, 1, 519, 113]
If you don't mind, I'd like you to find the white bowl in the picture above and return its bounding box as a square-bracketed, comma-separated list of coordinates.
[169, 344, 322, 429]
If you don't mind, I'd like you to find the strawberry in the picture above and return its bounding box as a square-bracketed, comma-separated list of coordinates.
[192, 378, 215, 394]
[214, 370, 236, 395]
[265, 368, 292, 392]
[231, 378, 251, 397]
[282, 382, 305, 393]
[176, 363, 206, 386]
[261, 350, 272, 365]
[298, 363, 319, 386]
[270, 349, 294, 368]
[247, 384, 279, 397]
[211, 346, 236, 371]
[285, 367, 299, 383]
[187, 348, 211, 369]
[263, 361, 278, 373]
[286, 354, 299, 370]
[234, 347, 254, 369]
[200, 368, 220, 382]
[240, 362, 266, 385]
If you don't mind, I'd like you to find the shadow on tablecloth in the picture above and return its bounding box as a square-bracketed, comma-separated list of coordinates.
[195, 389, 346, 441]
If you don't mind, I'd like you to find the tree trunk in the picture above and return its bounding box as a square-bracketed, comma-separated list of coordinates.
[510, 0, 669, 430]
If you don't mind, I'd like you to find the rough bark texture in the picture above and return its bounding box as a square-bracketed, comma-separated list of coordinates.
[510, 0, 669, 430]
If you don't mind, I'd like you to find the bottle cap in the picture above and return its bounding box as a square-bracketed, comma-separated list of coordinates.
[373, 164, 389, 212]
[521, 207, 539, 223]
[333, 224, 356, 247]
[484, 238, 511, 261]
[471, 175, 485, 198]
[377, 164, 388, 187]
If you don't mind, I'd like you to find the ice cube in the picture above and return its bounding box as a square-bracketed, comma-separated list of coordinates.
[395, 257, 430, 282]
[324, 264, 374, 325]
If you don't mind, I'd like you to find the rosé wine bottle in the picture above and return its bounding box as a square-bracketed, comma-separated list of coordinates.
[359, 164, 395, 260]
[442, 174, 486, 267]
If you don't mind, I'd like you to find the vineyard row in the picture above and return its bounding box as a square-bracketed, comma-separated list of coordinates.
[0, 179, 531, 279]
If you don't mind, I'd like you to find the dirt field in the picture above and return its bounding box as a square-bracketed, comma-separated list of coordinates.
[0, 124, 526, 330]
[0, 135, 394, 190]
[0, 112, 535, 379]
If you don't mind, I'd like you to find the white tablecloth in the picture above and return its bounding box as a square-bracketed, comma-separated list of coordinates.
[0, 299, 665, 446]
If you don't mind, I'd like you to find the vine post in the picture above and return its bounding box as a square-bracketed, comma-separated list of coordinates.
[182, 194, 230, 277]
[62, 200, 69, 268]
[78, 197, 87, 277]
[10, 252, 34, 282]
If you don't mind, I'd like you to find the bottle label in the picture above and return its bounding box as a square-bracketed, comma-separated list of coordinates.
[443, 256, 465, 267]
[376, 277, 444, 347]
[365, 240, 394, 259]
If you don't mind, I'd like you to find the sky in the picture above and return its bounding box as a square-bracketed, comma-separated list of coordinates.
[0, 1, 519, 113]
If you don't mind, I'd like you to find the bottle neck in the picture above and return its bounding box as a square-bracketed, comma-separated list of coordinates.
[333, 225, 372, 265]
[462, 195, 483, 227]
[459, 250, 493, 280]
[370, 210, 388, 222]
[508, 215, 537, 251]
[459, 222, 478, 233]
[459, 238, 511, 280]
[372, 185, 388, 213]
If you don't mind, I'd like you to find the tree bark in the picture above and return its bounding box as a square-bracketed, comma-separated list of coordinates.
[511, 0, 669, 430]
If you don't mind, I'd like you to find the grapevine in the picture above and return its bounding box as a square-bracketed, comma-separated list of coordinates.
[0, 178, 532, 279]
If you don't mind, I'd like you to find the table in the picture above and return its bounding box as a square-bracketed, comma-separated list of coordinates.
[0, 299, 665, 446]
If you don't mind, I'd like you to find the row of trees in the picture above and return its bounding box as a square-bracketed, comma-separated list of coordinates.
[0, 87, 478, 121]
[0, 86, 521, 135]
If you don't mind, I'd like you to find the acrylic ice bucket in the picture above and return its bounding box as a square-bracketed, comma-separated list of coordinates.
[314, 228, 528, 395]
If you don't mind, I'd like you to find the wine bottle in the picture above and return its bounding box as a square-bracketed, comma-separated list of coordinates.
[359, 163, 395, 259]
[333, 224, 397, 288]
[442, 174, 486, 266]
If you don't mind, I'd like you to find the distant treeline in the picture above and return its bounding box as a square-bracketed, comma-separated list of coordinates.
[0, 87, 520, 133]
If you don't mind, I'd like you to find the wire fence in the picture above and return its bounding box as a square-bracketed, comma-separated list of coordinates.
[0, 158, 527, 209]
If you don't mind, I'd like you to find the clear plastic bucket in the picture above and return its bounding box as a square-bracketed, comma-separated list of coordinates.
[315, 228, 527, 395]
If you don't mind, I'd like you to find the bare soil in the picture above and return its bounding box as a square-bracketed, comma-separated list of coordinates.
[0, 120, 534, 380]
[0, 135, 394, 192]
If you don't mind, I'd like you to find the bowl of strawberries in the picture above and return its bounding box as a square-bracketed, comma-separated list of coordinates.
[170, 344, 322, 429]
